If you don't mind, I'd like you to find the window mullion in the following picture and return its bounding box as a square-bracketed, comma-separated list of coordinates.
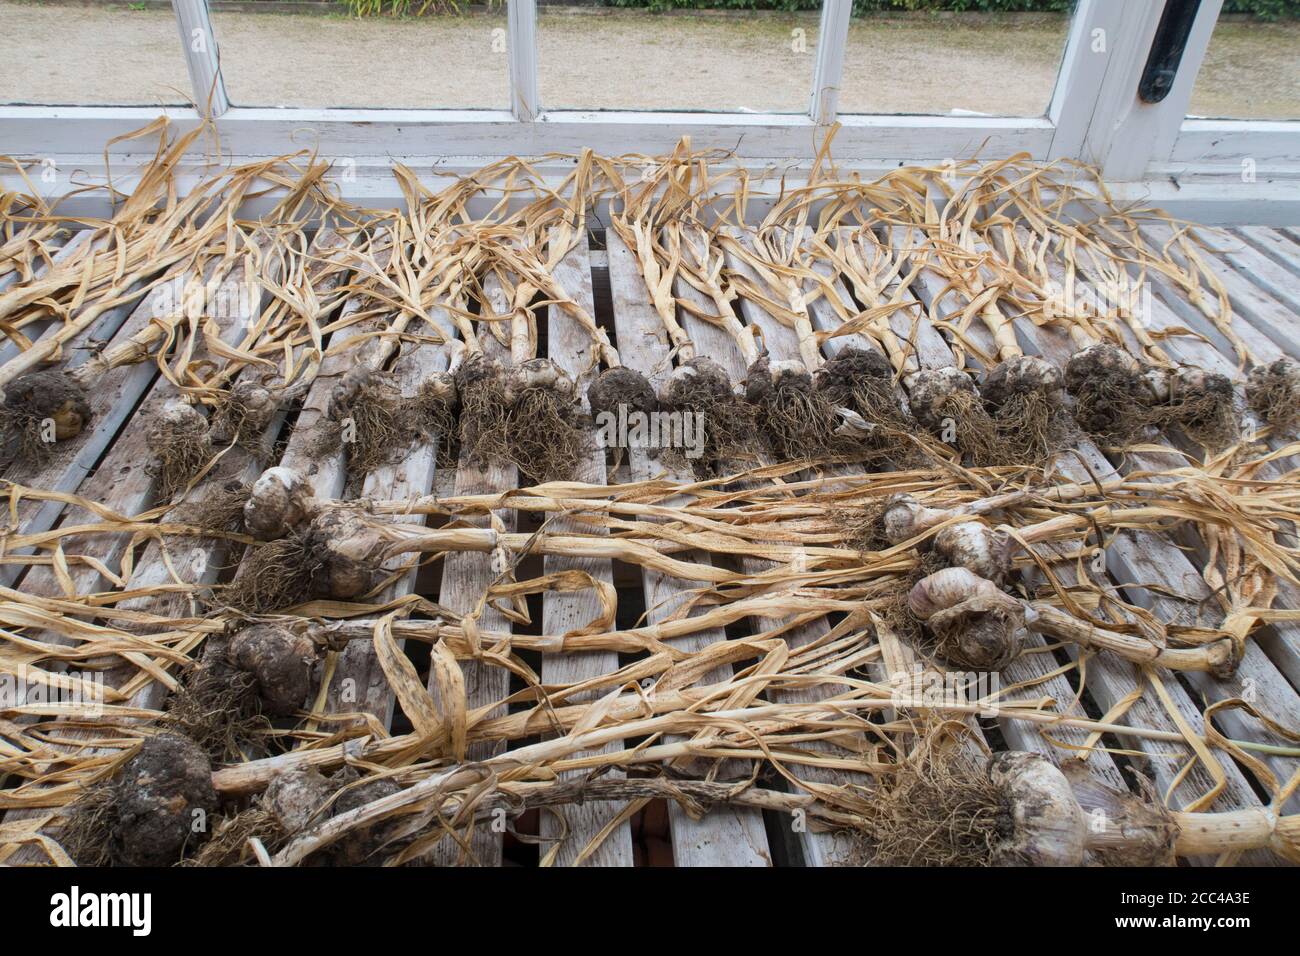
[1047, 0, 1157, 164]
[810, 0, 852, 126]
[509, 0, 540, 122]
[1132, 0, 1223, 174]
[1050, 0, 1224, 179]
[172, 0, 229, 118]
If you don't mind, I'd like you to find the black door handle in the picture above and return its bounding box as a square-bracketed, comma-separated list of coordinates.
[1139, 0, 1205, 104]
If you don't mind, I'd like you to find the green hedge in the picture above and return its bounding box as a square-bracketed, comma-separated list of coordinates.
[1223, 0, 1300, 17]
[599, 0, 1298, 18]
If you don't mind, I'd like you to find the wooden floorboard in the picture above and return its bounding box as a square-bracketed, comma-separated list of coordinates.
[428, 272, 517, 868]
[536, 227, 636, 867]
[605, 227, 772, 867]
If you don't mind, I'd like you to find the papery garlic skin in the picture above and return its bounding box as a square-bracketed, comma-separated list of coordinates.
[228, 624, 318, 717]
[907, 567, 1025, 671]
[906, 366, 980, 433]
[980, 355, 1064, 409]
[244, 466, 313, 540]
[309, 508, 387, 600]
[987, 752, 1087, 866]
[885, 494, 1010, 582]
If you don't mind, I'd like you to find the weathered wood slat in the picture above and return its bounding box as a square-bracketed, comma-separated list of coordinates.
[0, 230, 80, 368]
[1234, 227, 1300, 288]
[536, 228, 636, 867]
[1201, 228, 1300, 327]
[694, 230, 856, 867]
[606, 227, 771, 867]
[428, 273, 516, 868]
[1143, 224, 1300, 362]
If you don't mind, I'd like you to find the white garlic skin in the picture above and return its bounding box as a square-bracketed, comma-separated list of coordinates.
[981, 355, 1064, 409]
[1141, 367, 1172, 404]
[907, 566, 1016, 619]
[882, 493, 945, 543]
[311, 508, 387, 600]
[243, 466, 312, 540]
[908, 367, 980, 431]
[933, 521, 1008, 583]
[908, 566, 1025, 670]
[158, 398, 206, 430]
[228, 379, 278, 424]
[507, 358, 576, 404]
[770, 359, 811, 390]
[987, 752, 1087, 866]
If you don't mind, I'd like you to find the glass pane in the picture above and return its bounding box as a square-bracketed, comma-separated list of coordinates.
[537, 7, 820, 112]
[210, 7, 509, 109]
[838, 6, 1076, 117]
[0, 5, 189, 106]
[1188, 13, 1300, 120]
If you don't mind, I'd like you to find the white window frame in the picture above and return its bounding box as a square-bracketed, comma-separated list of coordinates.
[1, 0, 1296, 223]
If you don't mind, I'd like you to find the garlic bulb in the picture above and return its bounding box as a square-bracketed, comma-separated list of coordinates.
[588, 366, 658, 420]
[243, 466, 314, 540]
[228, 624, 317, 717]
[265, 767, 335, 834]
[309, 508, 387, 600]
[885, 494, 1009, 582]
[415, 370, 461, 431]
[906, 366, 980, 432]
[980, 355, 1064, 409]
[505, 358, 576, 405]
[933, 521, 1010, 583]
[908, 567, 1024, 670]
[1064, 343, 1140, 386]
[219, 378, 280, 439]
[882, 493, 948, 543]
[1141, 367, 1171, 403]
[987, 752, 1087, 866]
[662, 357, 734, 408]
[815, 346, 895, 410]
[1246, 358, 1300, 432]
[745, 356, 812, 405]
[154, 397, 206, 435]
[1, 369, 92, 441]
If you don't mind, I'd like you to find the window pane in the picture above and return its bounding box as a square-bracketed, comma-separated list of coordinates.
[0, 4, 189, 106]
[537, 8, 820, 112]
[838, 7, 1076, 117]
[1188, 14, 1300, 120]
[210, 7, 509, 109]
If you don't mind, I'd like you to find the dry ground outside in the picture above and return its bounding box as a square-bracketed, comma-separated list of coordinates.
[0, 3, 1296, 119]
